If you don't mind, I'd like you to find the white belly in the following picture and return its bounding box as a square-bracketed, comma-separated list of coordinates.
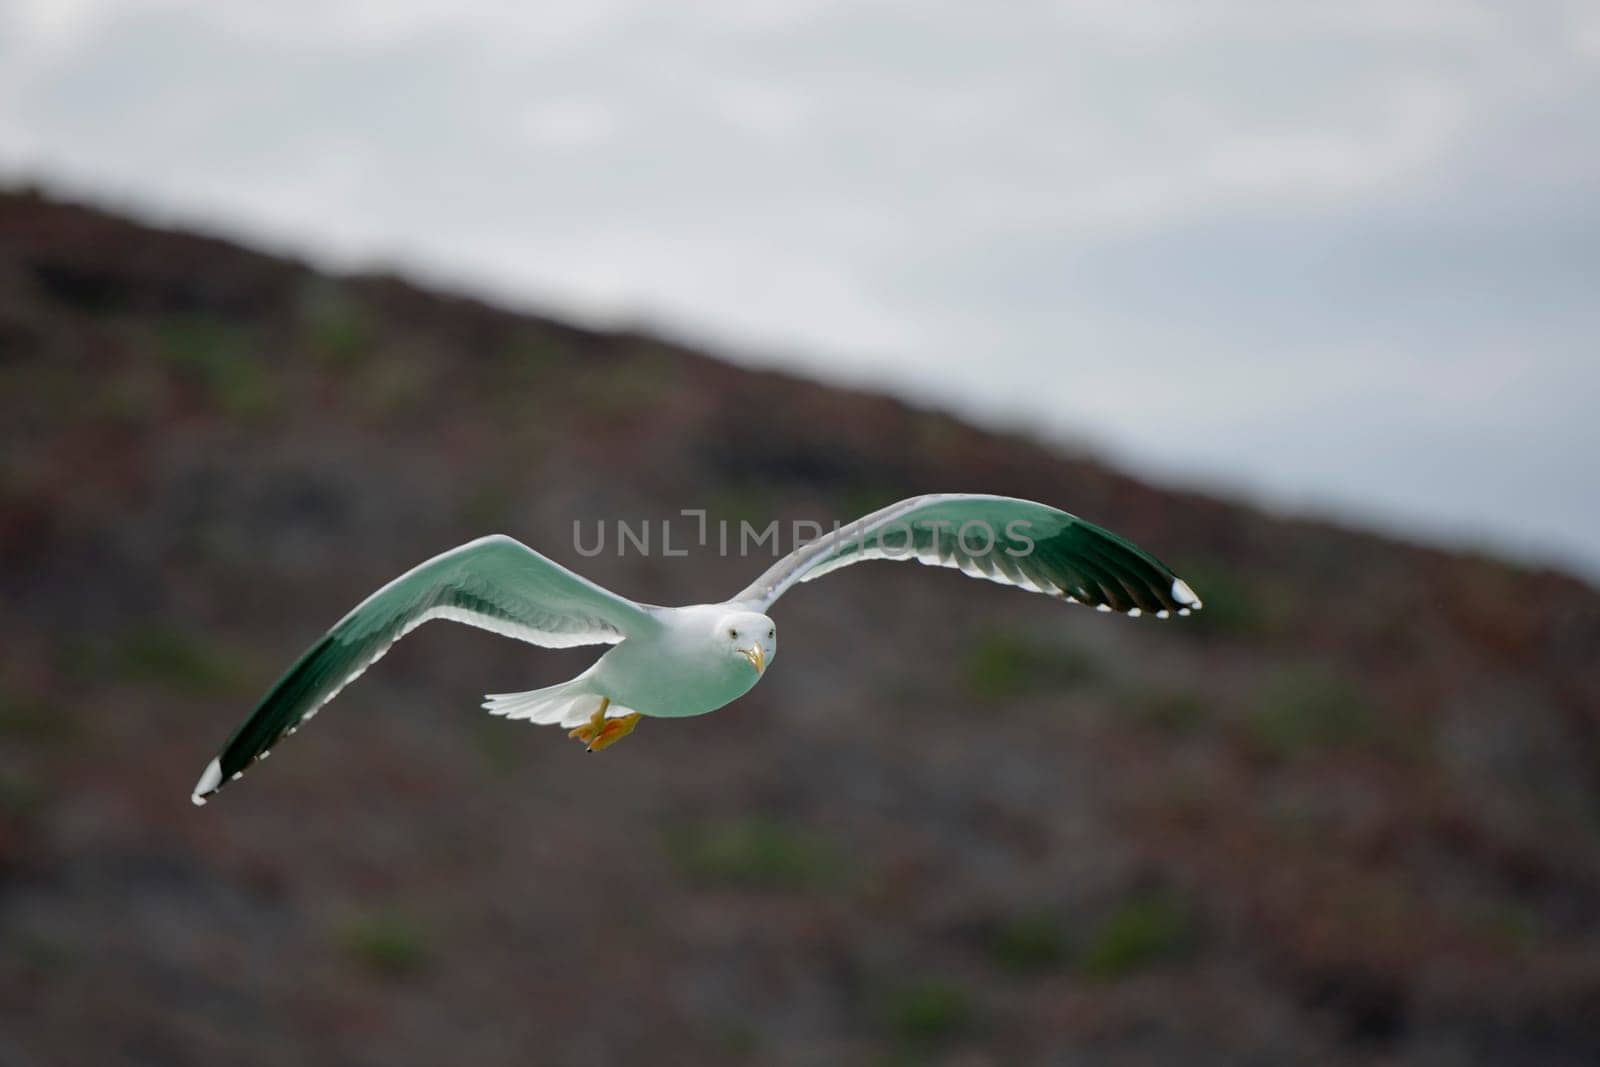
[590, 636, 759, 718]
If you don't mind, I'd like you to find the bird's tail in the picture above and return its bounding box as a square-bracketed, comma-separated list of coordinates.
[482, 674, 606, 728]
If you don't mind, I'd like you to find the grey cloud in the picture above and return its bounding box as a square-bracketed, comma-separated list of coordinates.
[2, 1, 1596, 575]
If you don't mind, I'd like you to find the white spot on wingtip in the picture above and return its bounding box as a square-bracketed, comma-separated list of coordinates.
[1171, 578, 1201, 608]
[231, 772, 243, 781]
[1177, 608, 1192, 617]
[1127, 608, 1142, 618]
[1095, 604, 1112, 614]
[1156, 610, 1170, 619]
[191, 757, 222, 806]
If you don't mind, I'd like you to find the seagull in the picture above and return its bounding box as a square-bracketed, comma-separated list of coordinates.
[191, 494, 1201, 804]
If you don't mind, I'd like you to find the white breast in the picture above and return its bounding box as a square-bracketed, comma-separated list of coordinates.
[590, 605, 761, 718]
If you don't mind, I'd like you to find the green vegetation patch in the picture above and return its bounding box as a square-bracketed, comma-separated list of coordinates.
[298, 282, 374, 365]
[711, 1021, 761, 1059]
[1079, 889, 1197, 979]
[0, 767, 47, 822]
[498, 330, 574, 385]
[989, 911, 1070, 974]
[119, 625, 244, 695]
[1472, 900, 1546, 953]
[881, 977, 975, 1043]
[829, 485, 906, 524]
[708, 481, 778, 528]
[94, 367, 170, 428]
[358, 354, 438, 417]
[965, 630, 1099, 701]
[1179, 560, 1269, 638]
[470, 716, 526, 777]
[1245, 667, 1380, 760]
[1129, 687, 1212, 735]
[663, 815, 841, 891]
[156, 314, 277, 418]
[461, 477, 520, 531]
[569, 346, 681, 416]
[338, 909, 432, 978]
[0, 686, 77, 745]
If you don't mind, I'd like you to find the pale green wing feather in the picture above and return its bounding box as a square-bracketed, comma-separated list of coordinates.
[192, 535, 657, 804]
[731, 494, 1201, 617]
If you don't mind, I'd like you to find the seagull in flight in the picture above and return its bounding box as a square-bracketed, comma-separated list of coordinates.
[191, 494, 1201, 804]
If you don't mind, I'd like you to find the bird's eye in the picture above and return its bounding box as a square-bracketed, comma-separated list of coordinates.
[768, 629, 774, 638]
[729, 628, 738, 639]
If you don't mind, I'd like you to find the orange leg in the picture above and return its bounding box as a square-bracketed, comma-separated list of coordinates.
[567, 698, 643, 751]
[568, 697, 610, 747]
[587, 712, 642, 752]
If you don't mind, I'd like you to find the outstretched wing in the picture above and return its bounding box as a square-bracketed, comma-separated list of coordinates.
[730, 494, 1202, 617]
[191, 535, 658, 805]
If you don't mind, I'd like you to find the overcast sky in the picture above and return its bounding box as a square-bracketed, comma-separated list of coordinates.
[3, 0, 1597, 577]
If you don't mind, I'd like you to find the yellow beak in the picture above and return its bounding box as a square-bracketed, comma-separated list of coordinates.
[738, 643, 766, 674]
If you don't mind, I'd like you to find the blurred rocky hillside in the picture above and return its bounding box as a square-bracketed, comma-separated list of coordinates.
[1, 189, 1598, 1066]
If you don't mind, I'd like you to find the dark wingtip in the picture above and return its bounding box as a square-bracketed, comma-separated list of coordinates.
[189, 757, 224, 806]
[1169, 577, 1203, 615]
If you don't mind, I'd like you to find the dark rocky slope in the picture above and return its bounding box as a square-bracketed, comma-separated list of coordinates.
[2, 189, 1598, 1065]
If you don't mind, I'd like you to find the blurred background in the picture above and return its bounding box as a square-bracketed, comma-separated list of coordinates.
[2, 3, 1599, 1065]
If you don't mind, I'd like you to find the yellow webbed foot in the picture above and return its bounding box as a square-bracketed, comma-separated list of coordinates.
[566, 698, 641, 751]
[586, 712, 641, 752]
[568, 698, 609, 747]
